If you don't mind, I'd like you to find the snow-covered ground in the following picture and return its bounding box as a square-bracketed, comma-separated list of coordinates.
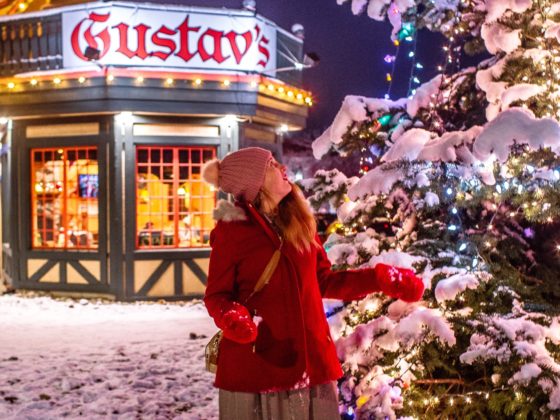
[0, 293, 219, 419]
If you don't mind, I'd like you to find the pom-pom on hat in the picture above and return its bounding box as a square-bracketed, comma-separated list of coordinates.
[202, 147, 272, 202]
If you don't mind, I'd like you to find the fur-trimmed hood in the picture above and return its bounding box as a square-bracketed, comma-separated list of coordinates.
[212, 199, 248, 222]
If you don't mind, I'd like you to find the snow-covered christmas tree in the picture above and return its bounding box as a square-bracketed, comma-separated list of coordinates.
[302, 0, 560, 418]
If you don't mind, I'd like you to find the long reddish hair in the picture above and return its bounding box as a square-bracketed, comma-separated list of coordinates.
[255, 183, 318, 253]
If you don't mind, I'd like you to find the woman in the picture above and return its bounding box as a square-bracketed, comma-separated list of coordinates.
[201, 147, 424, 420]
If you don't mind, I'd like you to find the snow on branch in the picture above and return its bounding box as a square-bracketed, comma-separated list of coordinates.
[473, 108, 560, 162]
[484, 0, 532, 23]
[312, 95, 406, 159]
[348, 165, 405, 199]
[434, 272, 482, 302]
[381, 128, 433, 163]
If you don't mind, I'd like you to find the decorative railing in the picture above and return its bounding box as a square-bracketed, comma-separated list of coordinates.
[0, 14, 63, 76]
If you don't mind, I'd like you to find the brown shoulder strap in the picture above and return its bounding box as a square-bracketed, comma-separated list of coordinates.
[254, 249, 281, 293]
[245, 244, 282, 302]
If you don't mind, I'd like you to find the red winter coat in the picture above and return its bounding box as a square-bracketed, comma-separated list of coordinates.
[204, 201, 399, 393]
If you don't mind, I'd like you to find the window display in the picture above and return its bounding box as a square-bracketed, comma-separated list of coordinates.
[31, 147, 99, 249]
[136, 146, 216, 248]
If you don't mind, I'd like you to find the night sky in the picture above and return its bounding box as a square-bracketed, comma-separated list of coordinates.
[129, 0, 447, 131]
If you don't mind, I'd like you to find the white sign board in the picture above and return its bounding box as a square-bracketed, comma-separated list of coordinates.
[62, 5, 277, 74]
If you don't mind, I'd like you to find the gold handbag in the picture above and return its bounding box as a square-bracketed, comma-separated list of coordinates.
[204, 248, 282, 374]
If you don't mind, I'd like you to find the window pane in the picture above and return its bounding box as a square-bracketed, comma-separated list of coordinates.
[137, 149, 148, 164]
[163, 149, 173, 164]
[150, 149, 161, 164]
[136, 146, 216, 249]
[178, 149, 189, 164]
[31, 147, 99, 250]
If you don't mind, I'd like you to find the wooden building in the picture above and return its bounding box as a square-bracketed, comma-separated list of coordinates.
[0, 1, 311, 300]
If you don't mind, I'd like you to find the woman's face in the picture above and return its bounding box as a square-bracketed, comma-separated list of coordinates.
[262, 158, 292, 200]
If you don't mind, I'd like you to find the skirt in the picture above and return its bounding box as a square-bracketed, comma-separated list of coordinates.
[218, 382, 340, 420]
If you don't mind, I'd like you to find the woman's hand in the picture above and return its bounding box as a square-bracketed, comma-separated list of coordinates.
[220, 303, 258, 344]
[374, 263, 425, 302]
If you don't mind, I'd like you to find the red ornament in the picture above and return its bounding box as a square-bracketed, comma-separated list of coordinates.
[369, 120, 381, 133]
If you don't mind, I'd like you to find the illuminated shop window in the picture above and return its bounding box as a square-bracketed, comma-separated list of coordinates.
[136, 146, 217, 249]
[31, 147, 99, 250]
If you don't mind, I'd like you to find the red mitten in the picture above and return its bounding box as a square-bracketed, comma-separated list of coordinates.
[374, 263, 425, 302]
[220, 303, 257, 344]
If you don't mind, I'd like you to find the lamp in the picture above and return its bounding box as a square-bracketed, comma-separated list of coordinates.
[242, 0, 256, 12]
[291, 23, 304, 40]
[84, 46, 100, 61]
[302, 52, 320, 68]
[83, 46, 110, 78]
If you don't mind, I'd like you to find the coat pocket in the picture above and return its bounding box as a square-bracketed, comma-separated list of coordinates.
[254, 320, 298, 368]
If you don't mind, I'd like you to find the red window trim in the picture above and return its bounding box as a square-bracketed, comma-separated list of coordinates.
[135, 145, 217, 249]
[31, 146, 99, 251]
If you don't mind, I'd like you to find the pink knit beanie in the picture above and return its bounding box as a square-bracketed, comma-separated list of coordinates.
[202, 147, 272, 202]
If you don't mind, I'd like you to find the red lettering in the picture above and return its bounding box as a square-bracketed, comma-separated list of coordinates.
[198, 28, 229, 64]
[113, 23, 151, 60]
[175, 16, 200, 62]
[71, 12, 272, 68]
[151, 25, 177, 60]
[254, 24, 270, 67]
[224, 30, 252, 64]
[71, 12, 111, 60]
[257, 35, 270, 67]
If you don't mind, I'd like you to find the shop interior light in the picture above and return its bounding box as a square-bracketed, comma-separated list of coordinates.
[107, 74, 114, 82]
[78, 76, 86, 84]
[287, 91, 294, 97]
[30, 79, 38, 86]
[194, 78, 202, 86]
[0, 117, 9, 125]
[296, 93, 303, 100]
[53, 77, 61, 85]
[165, 78, 174, 85]
[7, 82, 15, 89]
[223, 79, 231, 86]
[18, 2, 26, 11]
[250, 80, 258, 88]
[279, 124, 289, 133]
[277, 86, 285, 93]
[267, 84, 274, 91]
[304, 96, 312, 104]
[136, 76, 144, 83]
